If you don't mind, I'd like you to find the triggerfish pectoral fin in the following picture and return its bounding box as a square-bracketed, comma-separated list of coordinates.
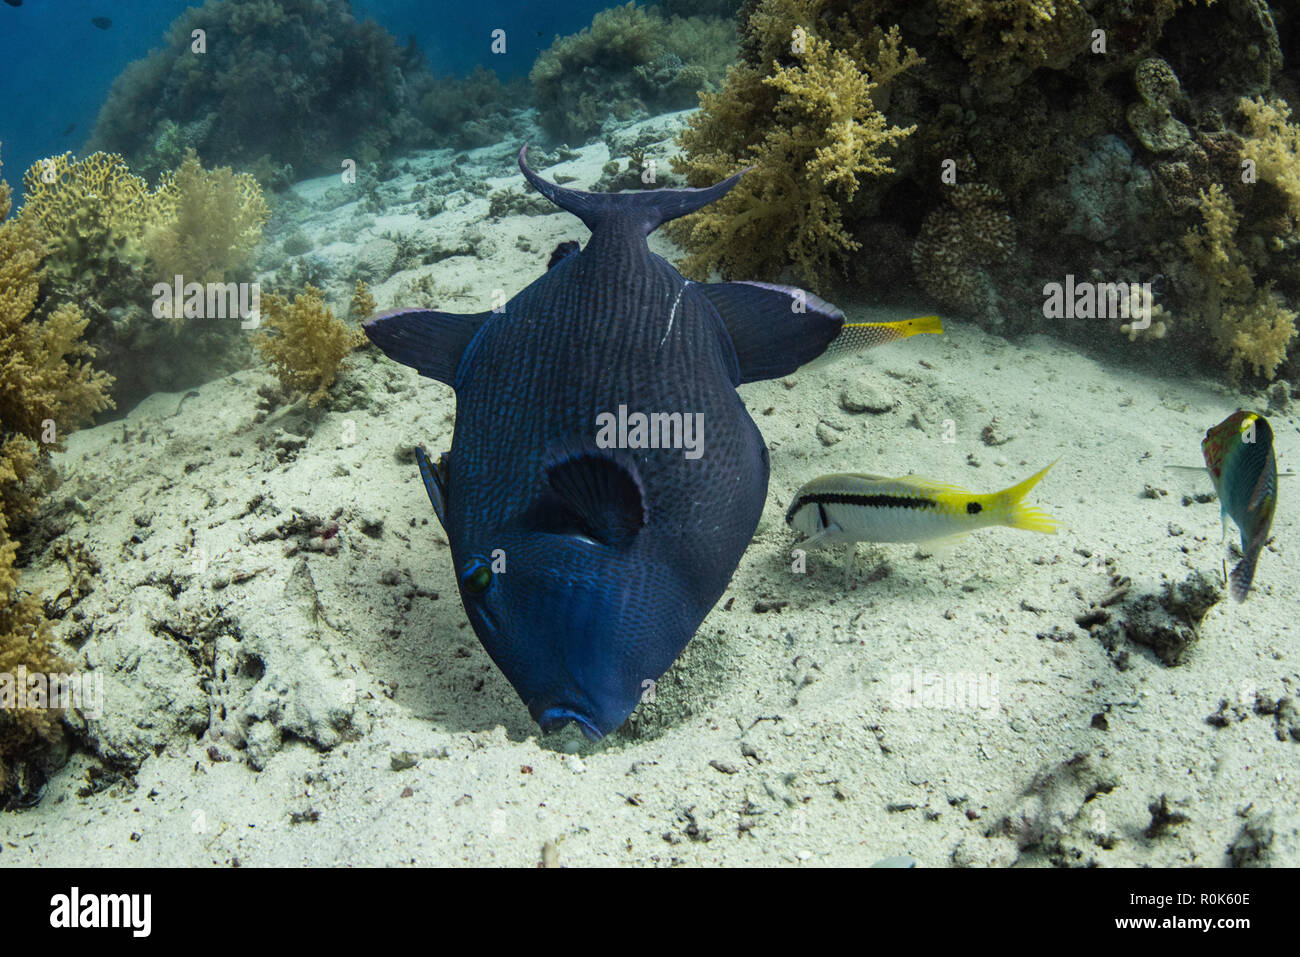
[692, 281, 845, 384]
[363, 307, 492, 388]
[415, 446, 449, 530]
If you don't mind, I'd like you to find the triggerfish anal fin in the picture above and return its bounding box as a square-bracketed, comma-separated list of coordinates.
[811, 315, 944, 367]
[691, 281, 845, 384]
[363, 307, 492, 388]
[414, 446, 449, 530]
[518, 145, 751, 236]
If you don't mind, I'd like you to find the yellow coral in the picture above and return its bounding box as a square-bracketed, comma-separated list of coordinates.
[1181, 185, 1297, 379]
[1239, 96, 1300, 221]
[0, 147, 112, 799]
[255, 285, 360, 406]
[143, 149, 269, 286]
[937, 0, 1088, 74]
[18, 151, 160, 289]
[666, 31, 918, 284]
[349, 279, 377, 320]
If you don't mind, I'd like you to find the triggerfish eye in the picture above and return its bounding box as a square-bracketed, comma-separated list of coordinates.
[460, 559, 493, 595]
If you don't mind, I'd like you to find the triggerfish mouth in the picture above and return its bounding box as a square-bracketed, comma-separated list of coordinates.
[363, 147, 849, 739]
[787, 464, 1059, 573]
[1201, 410, 1278, 602]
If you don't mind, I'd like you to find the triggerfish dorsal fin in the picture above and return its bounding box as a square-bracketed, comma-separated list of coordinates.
[363, 307, 492, 388]
[518, 145, 750, 237]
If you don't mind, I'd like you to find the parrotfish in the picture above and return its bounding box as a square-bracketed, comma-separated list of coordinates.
[1201, 410, 1277, 602]
[364, 147, 847, 739]
[787, 463, 1059, 574]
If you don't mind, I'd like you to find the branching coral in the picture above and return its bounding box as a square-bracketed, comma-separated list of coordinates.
[666, 29, 918, 284]
[1239, 96, 1300, 221]
[349, 280, 377, 321]
[255, 285, 362, 406]
[1181, 184, 1297, 379]
[0, 150, 114, 801]
[937, 0, 1093, 75]
[143, 149, 269, 287]
[19, 151, 158, 291]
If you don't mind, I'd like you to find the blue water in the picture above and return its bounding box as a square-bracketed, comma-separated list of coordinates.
[0, 0, 614, 199]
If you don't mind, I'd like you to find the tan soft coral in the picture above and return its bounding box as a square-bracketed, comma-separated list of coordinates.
[143, 148, 269, 286]
[666, 28, 918, 285]
[254, 285, 362, 406]
[937, 0, 1092, 75]
[0, 149, 113, 800]
[1181, 184, 1297, 380]
[1238, 96, 1300, 221]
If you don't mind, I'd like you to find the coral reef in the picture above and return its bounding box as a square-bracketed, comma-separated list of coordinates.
[0, 151, 114, 804]
[89, 0, 436, 177]
[418, 66, 529, 150]
[531, 2, 736, 143]
[666, 27, 919, 284]
[255, 285, 361, 406]
[667, 0, 1298, 380]
[17, 150, 268, 406]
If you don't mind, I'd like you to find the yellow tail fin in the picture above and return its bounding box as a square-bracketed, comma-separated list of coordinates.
[814, 315, 944, 366]
[997, 461, 1060, 534]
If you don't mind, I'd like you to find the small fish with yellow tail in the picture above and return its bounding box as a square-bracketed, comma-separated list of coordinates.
[786, 463, 1060, 575]
[1201, 410, 1277, 602]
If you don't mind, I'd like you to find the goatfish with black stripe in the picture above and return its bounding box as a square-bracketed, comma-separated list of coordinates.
[786, 463, 1060, 577]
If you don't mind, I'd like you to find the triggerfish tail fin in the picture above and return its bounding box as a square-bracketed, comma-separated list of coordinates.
[692, 281, 844, 384]
[808, 315, 943, 368]
[996, 460, 1060, 534]
[518, 144, 749, 237]
[1230, 548, 1262, 603]
[363, 308, 491, 388]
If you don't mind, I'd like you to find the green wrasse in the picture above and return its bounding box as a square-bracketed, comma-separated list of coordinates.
[1201, 410, 1277, 602]
[786, 464, 1059, 572]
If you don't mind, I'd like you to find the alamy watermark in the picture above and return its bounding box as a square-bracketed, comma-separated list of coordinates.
[890, 667, 999, 714]
[1, 665, 103, 719]
[1042, 276, 1153, 330]
[595, 405, 704, 460]
[153, 276, 261, 329]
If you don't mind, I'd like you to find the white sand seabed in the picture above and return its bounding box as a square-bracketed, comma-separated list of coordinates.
[2, 114, 1296, 866]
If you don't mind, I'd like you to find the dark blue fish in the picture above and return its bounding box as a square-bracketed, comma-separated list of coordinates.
[365, 147, 843, 738]
[91, 16, 112, 29]
[4, 1, 22, 8]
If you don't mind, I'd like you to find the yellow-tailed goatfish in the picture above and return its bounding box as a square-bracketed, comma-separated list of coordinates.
[1201, 410, 1277, 602]
[786, 464, 1060, 576]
